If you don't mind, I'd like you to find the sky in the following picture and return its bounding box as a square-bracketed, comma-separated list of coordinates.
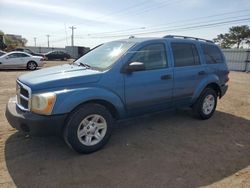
[0, 0, 250, 48]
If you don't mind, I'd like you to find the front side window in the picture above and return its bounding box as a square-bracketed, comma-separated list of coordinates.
[74, 41, 135, 70]
[172, 43, 200, 67]
[129, 43, 167, 70]
[202, 44, 223, 64]
[7, 53, 19, 58]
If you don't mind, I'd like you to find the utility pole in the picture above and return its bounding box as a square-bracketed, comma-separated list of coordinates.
[46, 34, 50, 48]
[34, 37, 37, 47]
[69, 26, 76, 46]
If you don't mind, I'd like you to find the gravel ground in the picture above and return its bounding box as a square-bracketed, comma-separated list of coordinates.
[0, 61, 249, 188]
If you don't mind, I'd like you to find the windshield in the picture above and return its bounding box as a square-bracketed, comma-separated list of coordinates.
[74, 41, 135, 70]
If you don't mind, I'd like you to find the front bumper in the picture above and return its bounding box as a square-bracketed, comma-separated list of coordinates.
[5, 97, 67, 136]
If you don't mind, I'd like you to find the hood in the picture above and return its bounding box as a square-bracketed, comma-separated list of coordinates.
[18, 64, 102, 91]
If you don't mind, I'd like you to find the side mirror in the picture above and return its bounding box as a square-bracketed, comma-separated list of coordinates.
[123, 62, 145, 73]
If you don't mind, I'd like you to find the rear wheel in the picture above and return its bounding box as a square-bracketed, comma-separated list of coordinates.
[27, 61, 37, 70]
[63, 103, 114, 154]
[192, 88, 217, 120]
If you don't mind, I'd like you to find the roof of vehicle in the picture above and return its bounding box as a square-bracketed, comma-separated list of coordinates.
[116, 35, 215, 45]
[3, 51, 31, 56]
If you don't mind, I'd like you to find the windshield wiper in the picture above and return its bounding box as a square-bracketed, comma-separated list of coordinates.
[78, 62, 91, 69]
[77, 62, 101, 71]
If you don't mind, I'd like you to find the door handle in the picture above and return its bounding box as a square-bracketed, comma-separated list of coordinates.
[198, 71, 206, 75]
[161, 74, 172, 80]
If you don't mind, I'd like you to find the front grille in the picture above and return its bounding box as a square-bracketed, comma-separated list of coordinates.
[20, 87, 29, 97]
[16, 81, 31, 111]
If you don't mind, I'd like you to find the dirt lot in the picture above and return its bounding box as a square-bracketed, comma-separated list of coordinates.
[0, 61, 249, 188]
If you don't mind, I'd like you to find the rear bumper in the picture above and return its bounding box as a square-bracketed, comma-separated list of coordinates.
[5, 97, 67, 136]
[220, 84, 228, 97]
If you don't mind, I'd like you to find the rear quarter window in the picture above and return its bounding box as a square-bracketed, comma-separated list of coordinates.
[202, 44, 224, 64]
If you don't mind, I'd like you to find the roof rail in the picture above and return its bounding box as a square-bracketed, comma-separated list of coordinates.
[163, 35, 214, 43]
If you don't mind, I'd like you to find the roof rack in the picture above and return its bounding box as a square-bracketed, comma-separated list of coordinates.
[163, 35, 214, 43]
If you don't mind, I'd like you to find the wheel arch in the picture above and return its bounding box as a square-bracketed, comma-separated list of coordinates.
[191, 74, 221, 104]
[26, 60, 38, 68]
[206, 83, 222, 98]
[71, 99, 120, 120]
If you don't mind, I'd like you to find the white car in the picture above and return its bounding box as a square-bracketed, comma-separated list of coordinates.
[0, 51, 44, 70]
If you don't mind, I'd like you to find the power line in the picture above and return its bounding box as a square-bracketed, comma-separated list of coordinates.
[37, 8, 250, 46]
[75, 15, 250, 39]
[79, 18, 250, 39]
[75, 9, 250, 38]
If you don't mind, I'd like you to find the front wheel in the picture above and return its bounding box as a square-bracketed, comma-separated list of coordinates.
[192, 88, 217, 120]
[63, 104, 113, 154]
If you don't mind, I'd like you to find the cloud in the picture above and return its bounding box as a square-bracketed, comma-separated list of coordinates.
[1, 0, 138, 26]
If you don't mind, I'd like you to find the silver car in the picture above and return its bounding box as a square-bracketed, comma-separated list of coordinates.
[0, 51, 44, 70]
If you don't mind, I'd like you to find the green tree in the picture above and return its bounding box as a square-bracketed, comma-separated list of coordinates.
[214, 25, 250, 49]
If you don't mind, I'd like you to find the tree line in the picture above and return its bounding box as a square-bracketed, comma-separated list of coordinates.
[213, 25, 250, 49]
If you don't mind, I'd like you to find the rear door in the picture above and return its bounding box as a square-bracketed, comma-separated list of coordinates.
[124, 42, 173, 115]
[171, 42, 206, 106]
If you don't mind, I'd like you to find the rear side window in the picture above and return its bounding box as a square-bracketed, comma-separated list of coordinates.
[18, 53, 29, 57]
[130, 43, 167, 70]
[172, 43, 200, 67]
[202, 44, 223, 64]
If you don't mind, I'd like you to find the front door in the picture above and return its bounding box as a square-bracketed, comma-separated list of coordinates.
[1, 53, 19, 68]
[124, 43, 173, 115]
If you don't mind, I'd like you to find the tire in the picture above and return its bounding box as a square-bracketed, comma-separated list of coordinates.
[63, 103, 114, 154]
[192, 88, 217, 120]
[27, 61, 37, 70]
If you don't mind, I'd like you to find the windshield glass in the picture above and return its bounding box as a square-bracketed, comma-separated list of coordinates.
[74, 41, 135, 70]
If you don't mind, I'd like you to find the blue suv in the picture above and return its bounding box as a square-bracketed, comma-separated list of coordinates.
[6, 35, 229, 153]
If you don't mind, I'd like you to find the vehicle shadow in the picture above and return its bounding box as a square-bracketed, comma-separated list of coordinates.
[0, 68, 43, 72]
[4, 110, 250, 188]
[0, 69, 30, 72]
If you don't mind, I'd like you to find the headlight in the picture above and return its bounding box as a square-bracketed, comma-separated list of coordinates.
[31, 92, 56, 115]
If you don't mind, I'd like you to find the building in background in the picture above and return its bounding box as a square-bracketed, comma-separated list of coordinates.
[5, 34, 22, 41]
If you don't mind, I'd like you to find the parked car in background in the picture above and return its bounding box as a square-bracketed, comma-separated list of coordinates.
[5, 35, 229, 154]
[14, 48, 44, 57]
[0, 51, 44, 70]
[44, 51, 70, 60]
[0, 50, 6, 56]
